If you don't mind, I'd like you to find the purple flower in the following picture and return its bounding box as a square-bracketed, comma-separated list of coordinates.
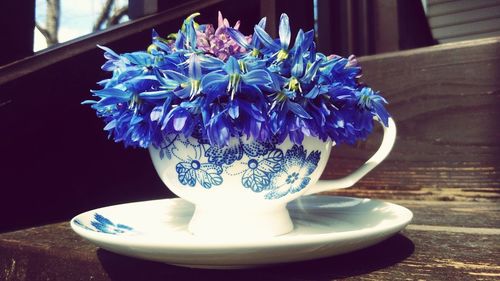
[196, 12, 250, 61]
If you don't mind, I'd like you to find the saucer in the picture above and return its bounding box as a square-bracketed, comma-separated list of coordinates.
[71, 195, 413, 269]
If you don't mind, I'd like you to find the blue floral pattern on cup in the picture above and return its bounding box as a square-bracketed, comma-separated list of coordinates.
[158, 134, 179, 160]
[172, 139, 223, 189]
[205, 139, 275, 166]
[228, 149, 285, 192]
[160, 135, 321, 199]
[264, 145, 321, 199]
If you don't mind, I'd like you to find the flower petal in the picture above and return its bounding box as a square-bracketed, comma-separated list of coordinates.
[302, 59, 321, 82]
[188, 54, 202, 80]
[291, 49, 305, 77]
[229, 100, 239, 119]
[198, 55, 225, 71]
[164, 70, 188, 83]
[174, 87, 191, 99]
[251, 17, 267, 47]
[254, 25, 279, 51]
[279, 13, 291, 49]
[91, 88, 131, 99]
[223, 56, 240, 75]
[97, 45, 120, 60]
[139, 90, 171, 100]
[241, 70, 271, 85]
[287, 101, 313, 119]
[227, 28, 251, 49]
[173, 114, 188, 131]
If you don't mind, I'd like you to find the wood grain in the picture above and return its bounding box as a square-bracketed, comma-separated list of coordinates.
[324, 37, 500, 201]
[0, 200, 498, 280]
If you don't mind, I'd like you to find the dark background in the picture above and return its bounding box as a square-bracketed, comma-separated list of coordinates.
[0, 0, 437, 232]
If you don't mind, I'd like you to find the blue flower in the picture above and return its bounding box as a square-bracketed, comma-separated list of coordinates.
[85, 13, 391, 151]
[265, 145, 320, 199]
[83, 84, 164, 148]
[227, 17, 267, 58]
[149, 29, 172, 54]
[160, 99, 203, 137]
[356, 87, 390, 127]
[160, 54, 202, 99]
[254, 14, 314, 63]
[267, 74, 314, 144]
[253, 13, 292, 61]
[98, 45, 126, 72]
[96, 50, 157, 89]
[201, 56, 272, 101]
[173, 138, 223, 189]
[319, 55, 361, 88]
[199, 57, 273, 145]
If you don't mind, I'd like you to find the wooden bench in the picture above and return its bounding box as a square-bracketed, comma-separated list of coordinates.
[0, 35, 499, 281]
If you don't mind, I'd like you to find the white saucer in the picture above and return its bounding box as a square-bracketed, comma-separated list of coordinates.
[71, 195, 412, 269]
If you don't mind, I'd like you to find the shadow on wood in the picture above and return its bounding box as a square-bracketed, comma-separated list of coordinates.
[95, 234, 414, 280]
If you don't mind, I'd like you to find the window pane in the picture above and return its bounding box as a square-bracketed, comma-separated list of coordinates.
[34, 0, 130, 52]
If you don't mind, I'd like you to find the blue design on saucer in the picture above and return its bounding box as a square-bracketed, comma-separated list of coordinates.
[74, 213, 135, 235]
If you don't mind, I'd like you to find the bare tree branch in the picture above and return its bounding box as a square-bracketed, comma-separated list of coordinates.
[45, 0, 60, 45]
[106, 6, 129, 28]
[93, 0, 114, 31]
[36, 0, 60, 46]
[36, 0, 127, 48]
[35, 22, 50, 42]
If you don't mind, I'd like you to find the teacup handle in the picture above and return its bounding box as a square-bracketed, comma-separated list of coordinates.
[304, 117, 397, 195]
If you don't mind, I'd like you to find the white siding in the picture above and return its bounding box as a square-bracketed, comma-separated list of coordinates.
[426, 0, 500, 43]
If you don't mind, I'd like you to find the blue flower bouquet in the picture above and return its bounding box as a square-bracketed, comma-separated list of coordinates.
[84, 12, 390, 149]
[84, 12, 396, 237]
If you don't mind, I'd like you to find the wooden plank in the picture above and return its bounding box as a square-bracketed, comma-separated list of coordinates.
[0, 210, 498, 281]
[357, 37, 500, 163]
[387, 200, 499, 228]
[371, 229, 500, 280]
[321, 159, 500, 202]
[440, 30, 500, 43]
[323, 37, 500, 201]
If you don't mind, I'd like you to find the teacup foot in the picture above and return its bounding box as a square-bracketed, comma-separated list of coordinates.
[188, 204, 293, 238]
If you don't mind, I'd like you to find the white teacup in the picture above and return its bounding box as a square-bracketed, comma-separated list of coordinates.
[149, 118, 396, 238]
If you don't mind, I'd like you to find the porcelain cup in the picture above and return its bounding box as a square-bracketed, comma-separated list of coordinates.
[149, 118, 396, 238]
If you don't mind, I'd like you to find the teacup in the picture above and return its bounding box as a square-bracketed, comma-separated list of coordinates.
[149, 118, 396, 238]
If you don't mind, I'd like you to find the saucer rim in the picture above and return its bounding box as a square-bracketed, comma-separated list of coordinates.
[70, 195, 413, 250]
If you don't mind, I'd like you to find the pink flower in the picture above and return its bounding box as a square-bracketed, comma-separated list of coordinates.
[196, 11, 251, 61]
